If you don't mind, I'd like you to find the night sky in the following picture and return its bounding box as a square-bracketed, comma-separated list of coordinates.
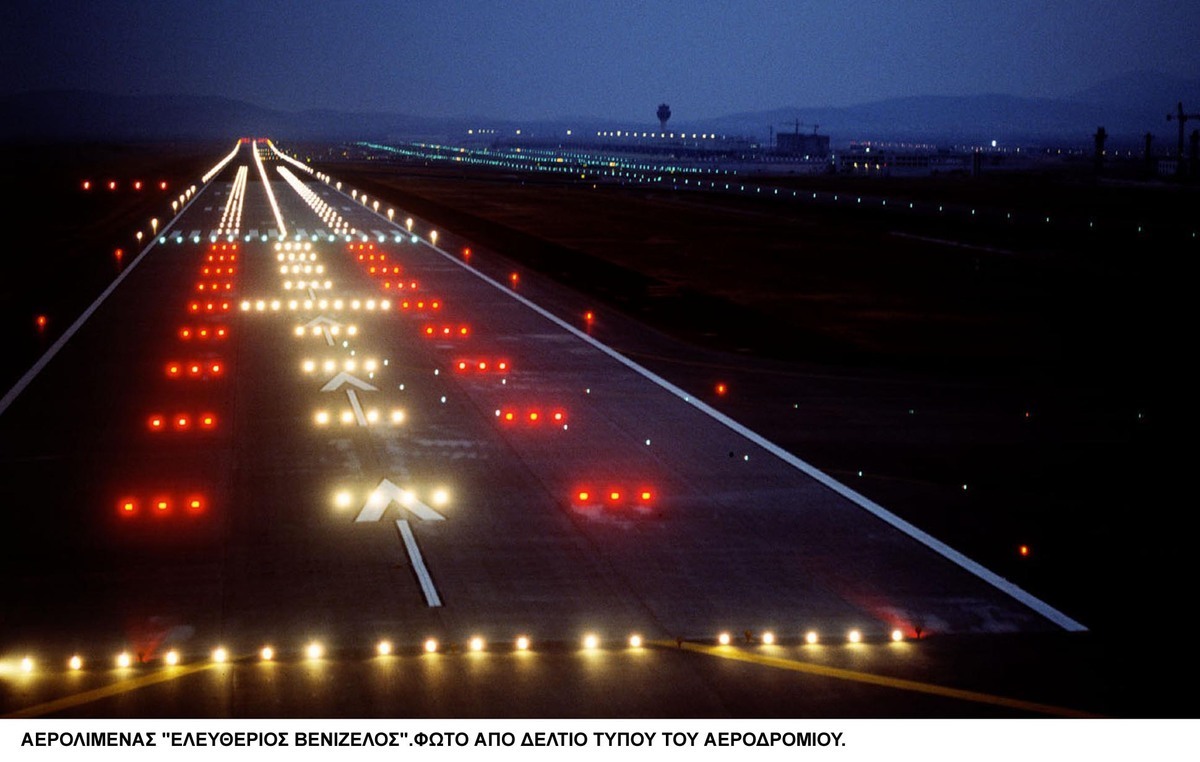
[3, 0, 1198, 120]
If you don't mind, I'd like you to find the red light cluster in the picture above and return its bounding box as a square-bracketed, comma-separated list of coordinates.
[398, 297, 440, 312]
[453, 358, 509, 374]
[116, 494, 208, 518]
[187, 300, 232, 314]
[381, 280, 420, 291]
[195, 281, 234, 292]
[205, 243, 238, 263]
[366, 264, 402, 275]
[422, 325, 470, 339]
[572, 487, 655, 507]
[498, 409, 566, 426]
[147, 412, 218, 432]
[178, 325, 228, 341]
[165, 360, 225, 379]
[200, 265, 236, 276]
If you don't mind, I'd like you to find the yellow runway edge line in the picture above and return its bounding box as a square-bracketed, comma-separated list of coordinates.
[4, 662, 219, 719]
[659, 641, 1101, 719]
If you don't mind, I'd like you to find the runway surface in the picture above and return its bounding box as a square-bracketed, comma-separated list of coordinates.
[0, 141, 1089, 717]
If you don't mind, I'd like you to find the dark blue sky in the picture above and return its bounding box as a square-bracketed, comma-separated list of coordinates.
[3, 0, 1197, 120]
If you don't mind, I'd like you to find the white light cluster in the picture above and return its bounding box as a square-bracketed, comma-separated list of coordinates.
[217, 165, 248, 237]
[202, 142, 241, 183]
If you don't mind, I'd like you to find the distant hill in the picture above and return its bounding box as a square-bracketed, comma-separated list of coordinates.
[692, 73, 1200, 146]
[2, 71, 1197, 145]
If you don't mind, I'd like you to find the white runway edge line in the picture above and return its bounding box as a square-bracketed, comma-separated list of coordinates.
[0, 182, 213, 418]
[344, 204, 1086, 633]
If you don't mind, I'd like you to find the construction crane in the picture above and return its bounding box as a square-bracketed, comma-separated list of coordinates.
[1166, 102, 1200, 160]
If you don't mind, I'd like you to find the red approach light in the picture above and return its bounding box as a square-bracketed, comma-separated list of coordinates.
[82, 180, 92, 191]
[35, 315, 47, 331]
[173, 414, 192, 431]
[187, 301, 201, 314]
[148, 415, 165, 431]
[153, 497, 171, 515]
[179, 327, 192, 340]
[585, 311, 595, 323]
[1019, 545, 1030, 557]
[133, 180, 143, 191]
[199, 413, 217, 429]
[185, 495, 205, 515]
[715, 383, 728, 396]
[462, 247, 471, 259]
[114, 248, 124, 263]
[528, 411, 540, 423]
[108, 180, 117, 191]
[572, 486, 655, 508]
[117, 497, 139, 517]
[159, 181, 168, 190]
[509, 272, 519, 286]
[166, 362, 182, 378]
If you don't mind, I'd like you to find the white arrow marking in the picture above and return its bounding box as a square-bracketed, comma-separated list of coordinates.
[320, 372, 378, 393]
[304, 315, 343, 347]
[396, 519, 442, 607]
[321, 372, 377, 426]
[355, 478, 446, 523]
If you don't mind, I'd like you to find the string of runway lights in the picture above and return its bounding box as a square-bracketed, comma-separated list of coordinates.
[3, 627, 912, 676]
[356, 140, 1199, 240]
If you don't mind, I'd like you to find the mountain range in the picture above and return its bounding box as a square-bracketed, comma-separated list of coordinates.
[2, 71, 1196, 147]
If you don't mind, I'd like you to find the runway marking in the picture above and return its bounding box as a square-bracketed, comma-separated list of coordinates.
[396, 519, 442, 607]
[354, 478, 445, 523]
[663, 641, 1100, 718]
[2, 662, 219, 719]
[405, 223, 1087, 633]
[0, 185, 210, 418]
